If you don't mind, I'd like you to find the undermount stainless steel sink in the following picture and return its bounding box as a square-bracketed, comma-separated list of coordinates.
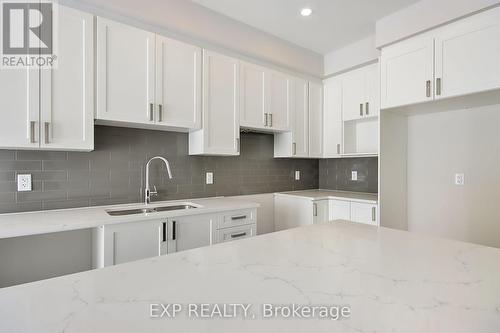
[106, 204, 197, 216]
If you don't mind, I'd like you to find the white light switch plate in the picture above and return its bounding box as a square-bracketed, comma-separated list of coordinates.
[351, 171, 358, 181]
[455, 173, 465, 186]
[295, 170, 300, 180]
[206, 172, 214, 185]
[17, 174, 32, 192]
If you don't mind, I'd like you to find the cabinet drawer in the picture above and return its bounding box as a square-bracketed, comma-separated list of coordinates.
[217, 224, 256, 243]
[218, 209, 256, 229]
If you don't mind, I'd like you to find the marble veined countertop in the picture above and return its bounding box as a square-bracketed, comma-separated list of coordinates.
[0, 197, 259, 239]
[275, 189, 378, 203]
[0, 221, 498, 333]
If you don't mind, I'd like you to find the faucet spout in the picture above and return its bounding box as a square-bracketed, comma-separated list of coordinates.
[145, 156, 173, 205]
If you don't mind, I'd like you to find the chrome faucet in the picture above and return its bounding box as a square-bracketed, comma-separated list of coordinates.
[144, 156, 173, 205]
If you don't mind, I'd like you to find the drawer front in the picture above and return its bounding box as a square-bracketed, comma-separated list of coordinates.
[217, 224, 256, 243]
[219, 209, 256, 229]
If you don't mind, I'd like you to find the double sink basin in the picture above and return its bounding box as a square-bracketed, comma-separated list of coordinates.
[106, 203, 198, 216]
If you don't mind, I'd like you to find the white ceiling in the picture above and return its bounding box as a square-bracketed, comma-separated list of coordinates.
[191, 0, 420, 54]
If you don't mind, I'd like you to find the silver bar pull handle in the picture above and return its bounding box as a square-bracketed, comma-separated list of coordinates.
[231, 215, 247, 221]
[149, 103, 154, 121]
[426, 80, 431, 98]
[269, 113, 273, 127]
[29, 121, 36, 143]
[162, 222, 167, 242]
[292, 142, 297, 156]
[158, 104, 163, 122]
[372, 207, 376, 222]
[313, 203, 318, 217]
[236, 138, 240, 153]
[44, 122, 50, 144]
[230, 232, 247, 239]
[365, 102, 369, 115]
[436, 78, 442, 96]
[337, 143, 341, 155]
[359, 103, 363, 116]
[264, 113, 268, 126]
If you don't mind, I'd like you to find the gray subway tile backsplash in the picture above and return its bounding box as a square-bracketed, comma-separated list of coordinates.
[0, 126, 319, 214]
[319, 157, 378, 193]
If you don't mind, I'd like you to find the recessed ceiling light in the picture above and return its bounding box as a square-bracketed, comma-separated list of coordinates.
[300, 7, 312, 17]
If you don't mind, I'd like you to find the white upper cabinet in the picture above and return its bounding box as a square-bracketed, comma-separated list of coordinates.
[189, 50, 240, 155]
[40, 6, 94, 151]
[0, 68, 39, 149]
[380, 34, 434, 109]
[323, 76, 343, 157]
[96, 17, 156, 125]
[342, 67, 366, 121]
[266, 71, 291, 131]
[342, 63, 380, 120]
[155, 36, 202, 129]
[292, 78, 309, 157]
[381, 6, 500, 109]
[239, 62, 266, 129]
[308, 81, 323, 158]
[0, 6, 92, 151]
[434, 7, 500, 99]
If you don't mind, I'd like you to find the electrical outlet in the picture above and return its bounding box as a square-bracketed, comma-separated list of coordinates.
[351, 171, 358, 181]
[455, 173, 465, 186]
[295, 170, 300, 180]
[206, 172, 214, 185]
[17, 174, 32, 192]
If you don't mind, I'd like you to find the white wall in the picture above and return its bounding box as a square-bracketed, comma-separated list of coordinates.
[324, 35, 380, 76]
[63, 0, 323, 78]
[406, 104, 500, 248]
[376, 0, 500, 47]
[0, 229, 92, 288]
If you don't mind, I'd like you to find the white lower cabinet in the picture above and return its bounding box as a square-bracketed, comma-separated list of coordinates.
[274, 194, 379, 230]
[94, 209, 257, 268]
[93, 219, 163, 268]
[350, 202, 378, 226]
[165, 215, 215, 254]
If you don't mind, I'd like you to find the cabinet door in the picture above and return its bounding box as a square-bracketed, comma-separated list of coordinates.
[266, 71, 290, 131]
[103, 220, 162, 266]
[292, 78, 309, 157]
[350, 202, 378, 226]
[323, 77, 342, 157]
[0, 68, 39, 149]
[313, 200, 330, 224]
[435, 7, 500, 99]
[240, 62, 266, 129]
[380, 34, 434, 109]
[201, 50, 240, 155]
[167, 215, 214, 253]
[274, 195, 313, 231]
[96, 17, 155, 124]
[342, 68, 366, 121]
[308, 81, 323, 158]
[329, 200, 350, 221]
[40, 6, 93, 151]
[156, 36, 201, 129]
[364, 63, 379, 118]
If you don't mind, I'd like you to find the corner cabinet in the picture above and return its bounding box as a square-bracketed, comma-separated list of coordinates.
[381, 6, 500, 109]
[308, 81, 324, 158]
[323, 76, 343, 157]
[189, 50, 240, 156]
[0, 6, 93, 151]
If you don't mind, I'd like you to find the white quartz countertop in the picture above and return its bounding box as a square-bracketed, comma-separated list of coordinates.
[1, 221, 498, 333]
[0, 197, 259, 239]
[275, 189, 378, 203]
